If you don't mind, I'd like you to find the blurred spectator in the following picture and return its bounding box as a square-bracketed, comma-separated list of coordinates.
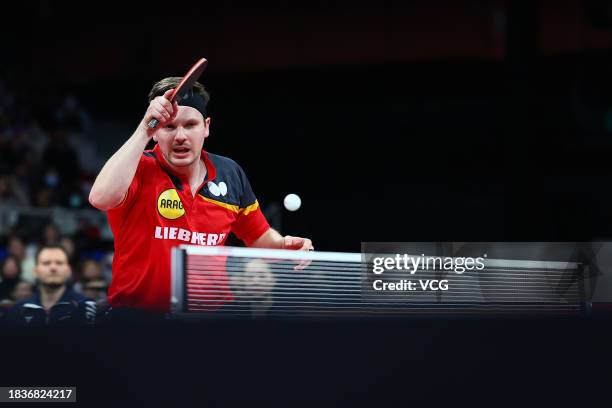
[42, 131, 74, 169]
[0, 255, 21, 301]
[11, 280, 33, 302]
[54, 94, 93, 134]
[74, 258, 104, 294]
[0, 175, 30, 206]
[43, 223, 60, 245]
[41, 130, 80, 186]
[59, 236, 77, 266]
[74, 258, 109, 317]
[34, 187, 56, 207]
[12, 148, 39, 204]
[82, 279, 109, 317]
[5, 245, 96, 326]
[82, 279, 107, 301]
[1, 280, 35, 312]
[0, 129, 30, 174]
[229, 259, 275, 318]
[54, 93, 102, 176]
[7, 234, 25, 260]
[74, 217, 101, 251]
[81, 259, 102, 281]
[8, 234, 35, 284]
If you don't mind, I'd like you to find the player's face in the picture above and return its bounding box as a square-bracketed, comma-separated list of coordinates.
[35, 248, 71, 288]
[155, 106, 210, 169]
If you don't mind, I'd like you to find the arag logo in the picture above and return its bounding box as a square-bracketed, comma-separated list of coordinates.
[157, 189, 185, 219]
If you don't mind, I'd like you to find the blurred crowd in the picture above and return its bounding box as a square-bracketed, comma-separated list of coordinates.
[0, 77, 112, 321]
[0, 226, 112, 320]
[0, 78, 99, 209]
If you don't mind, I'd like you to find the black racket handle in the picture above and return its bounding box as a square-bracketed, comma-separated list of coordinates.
[147, 118, 160, 128]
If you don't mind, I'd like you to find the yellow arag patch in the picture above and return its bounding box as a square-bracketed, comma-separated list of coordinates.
[157, 189, 185, 219]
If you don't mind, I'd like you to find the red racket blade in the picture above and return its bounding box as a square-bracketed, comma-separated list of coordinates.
[168, 58, 207, 103]
[148, 57, 208, 128]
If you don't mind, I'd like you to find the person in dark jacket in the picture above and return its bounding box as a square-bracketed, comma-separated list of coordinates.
[0, 255, 21, 301]
[5, 244, 95, 326]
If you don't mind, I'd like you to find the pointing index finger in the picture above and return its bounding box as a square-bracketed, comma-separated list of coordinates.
[163, 88, 176, 102]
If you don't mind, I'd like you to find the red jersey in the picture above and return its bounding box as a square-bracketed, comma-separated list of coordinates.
[106, 144, 270, 312]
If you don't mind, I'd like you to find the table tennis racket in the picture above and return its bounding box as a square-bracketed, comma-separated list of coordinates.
[147, 57, 208, 129]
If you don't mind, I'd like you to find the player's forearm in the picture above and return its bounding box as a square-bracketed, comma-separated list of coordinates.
[248, 228, 284, 249]
[89, 126, 150, 210]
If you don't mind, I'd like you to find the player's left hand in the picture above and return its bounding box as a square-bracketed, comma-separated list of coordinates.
[283, 235, 314, 270]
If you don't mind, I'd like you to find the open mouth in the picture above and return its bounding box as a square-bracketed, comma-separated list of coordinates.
[172, 146, 190, 155]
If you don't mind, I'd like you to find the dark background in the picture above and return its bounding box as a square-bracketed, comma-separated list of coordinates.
[3, 0, 612, 406]
[6, 0, 612, 249]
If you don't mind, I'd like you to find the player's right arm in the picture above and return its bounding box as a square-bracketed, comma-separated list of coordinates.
[89, 90, 177, 210]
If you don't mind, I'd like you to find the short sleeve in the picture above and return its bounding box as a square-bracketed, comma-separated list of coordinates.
[107, 155, 145, 222]
[231, 165, 270, 243]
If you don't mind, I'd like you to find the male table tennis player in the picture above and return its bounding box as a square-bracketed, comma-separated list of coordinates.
[89, 78, 313, 314]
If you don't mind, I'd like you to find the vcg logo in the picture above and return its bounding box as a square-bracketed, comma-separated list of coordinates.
[157, 189, 185, 219]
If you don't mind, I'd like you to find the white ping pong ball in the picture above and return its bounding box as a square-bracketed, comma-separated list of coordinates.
[283, 194, 301, 211]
